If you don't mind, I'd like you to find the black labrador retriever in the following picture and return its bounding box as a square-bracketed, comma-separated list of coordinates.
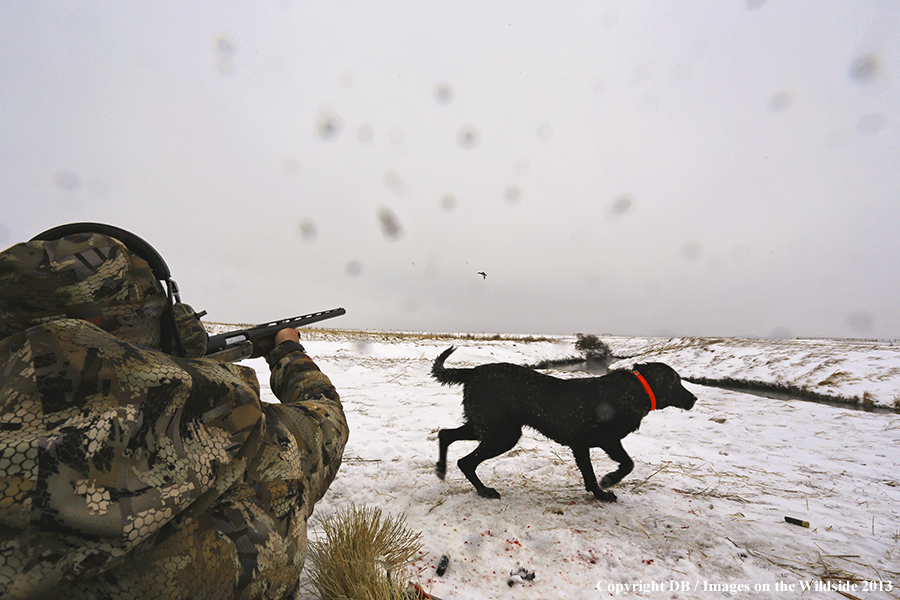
[432, 346, 696, 501]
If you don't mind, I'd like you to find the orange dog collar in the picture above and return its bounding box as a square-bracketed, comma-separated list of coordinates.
[633, 371, 656, 411]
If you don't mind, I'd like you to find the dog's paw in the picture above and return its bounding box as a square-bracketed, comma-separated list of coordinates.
[477, 487, 502, 500]
[600, 473, 620, 488]
[592, 488, 617, 502]
[435, 463, 446, 480]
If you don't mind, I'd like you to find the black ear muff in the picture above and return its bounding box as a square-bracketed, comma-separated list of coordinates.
[30, 222, 186, 356]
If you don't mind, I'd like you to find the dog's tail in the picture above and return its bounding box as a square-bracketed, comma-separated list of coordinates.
[431, 346, 471, 386]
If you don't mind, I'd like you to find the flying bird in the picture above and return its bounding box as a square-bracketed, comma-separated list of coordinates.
[478, 271, 487, 279]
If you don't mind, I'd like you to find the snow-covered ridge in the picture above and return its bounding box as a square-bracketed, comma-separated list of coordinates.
[603, 336, 900, 410]
[205, 324, 900, 410]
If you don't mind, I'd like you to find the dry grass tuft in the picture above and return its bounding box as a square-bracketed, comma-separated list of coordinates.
[862, 391, 875, 408]
[305, 504, 423, 600]
[817, 370, 855, 387]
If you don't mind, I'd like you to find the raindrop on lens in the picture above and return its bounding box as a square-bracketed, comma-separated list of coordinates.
[377, 207, 403, 239]
[317, 111, 342, 141]
[298, 220, 317, 241]
[215, 37, 235, 76]
[846, 311, 874, 332]
[682, 242, 702, 260]
[768, 91, 792, 112]
[596, 403, 615, 422]
[504, 185, 521, 203]
[457, 127, 479, 149]
[435, 83, 453, 104]
[611, 194, 632, 216]
[848, 53, 880, 84]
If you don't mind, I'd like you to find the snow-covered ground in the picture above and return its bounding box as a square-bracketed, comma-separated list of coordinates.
[211, 325, 900, 599]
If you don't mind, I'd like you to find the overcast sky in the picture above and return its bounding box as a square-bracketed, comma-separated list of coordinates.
[1, 1, 898, 339]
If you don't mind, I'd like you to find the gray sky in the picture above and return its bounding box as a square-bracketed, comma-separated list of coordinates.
[1, 1, 898, 338]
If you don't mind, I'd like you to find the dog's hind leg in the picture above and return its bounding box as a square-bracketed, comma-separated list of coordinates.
[457, 428, 522, 499]
[597, 438, 634, 489]
[572, 445, 617, 502]
[436, 423, 478, 480]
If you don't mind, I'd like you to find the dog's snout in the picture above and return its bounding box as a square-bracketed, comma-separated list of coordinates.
[684, 391, 697, 409]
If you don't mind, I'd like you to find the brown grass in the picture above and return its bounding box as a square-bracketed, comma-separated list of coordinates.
[304, 505, 422, 600]
[817, 370, 855, 387]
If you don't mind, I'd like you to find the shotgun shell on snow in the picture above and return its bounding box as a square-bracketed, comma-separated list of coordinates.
[784, 516, 810, 528]
[436, 555, 450, 576]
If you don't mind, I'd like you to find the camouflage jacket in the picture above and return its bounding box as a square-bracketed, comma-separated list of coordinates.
[0, 318, 348, 600]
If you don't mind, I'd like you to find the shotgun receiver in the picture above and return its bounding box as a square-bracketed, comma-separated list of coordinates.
[205, 307, 346, 362]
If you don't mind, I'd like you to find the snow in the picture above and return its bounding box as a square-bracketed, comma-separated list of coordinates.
[601, 336, 900, 410]
[215, 326, 900, 599]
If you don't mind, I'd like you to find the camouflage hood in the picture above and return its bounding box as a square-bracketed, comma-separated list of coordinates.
[0, 232, 168, 348]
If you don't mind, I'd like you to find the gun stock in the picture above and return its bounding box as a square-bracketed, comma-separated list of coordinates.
[205, 307, 346, 362]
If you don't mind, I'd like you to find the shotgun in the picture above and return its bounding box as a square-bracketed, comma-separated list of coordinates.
[205, 307, 345, 362]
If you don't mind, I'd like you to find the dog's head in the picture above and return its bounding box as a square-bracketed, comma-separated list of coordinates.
[634, 362, 697, 411]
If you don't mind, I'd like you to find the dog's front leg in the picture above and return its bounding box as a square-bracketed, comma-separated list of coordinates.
[436, 423, 478, 480]
[598, 438, 634, 489]
[572, 445, 616, 502]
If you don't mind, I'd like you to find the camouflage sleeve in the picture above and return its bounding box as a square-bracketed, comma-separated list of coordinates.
[261, 342, 348, 513]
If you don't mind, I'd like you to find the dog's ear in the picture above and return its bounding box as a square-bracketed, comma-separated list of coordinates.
[634, 362, 673, 382]
[635, 362, 677, 393]
[639, 363, 696, 410]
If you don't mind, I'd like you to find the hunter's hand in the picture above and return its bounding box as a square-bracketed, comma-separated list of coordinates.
[274, 328, 300, 346]
[264, 328, 302, 363]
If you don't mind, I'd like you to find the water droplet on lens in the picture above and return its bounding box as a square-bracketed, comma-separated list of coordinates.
[596, 403, 615, 422]
[849, 53, 879, 84]
[846, 311, 874, 332]
[611, 194, 632, 215]
[435, 83, 453, 104]
[682, 241, 702, 260]
[299, 220, 317, 241]
[377, 207, 403, 239]
[769, 326, 793, 339]
[217, 38, 234, 56]
[317, 111, 342, 140]
[215, 36, 235, 76]
[768, 91, 792, 112]
[384, 171, 406, 197]
[457, 127, 479, 149]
